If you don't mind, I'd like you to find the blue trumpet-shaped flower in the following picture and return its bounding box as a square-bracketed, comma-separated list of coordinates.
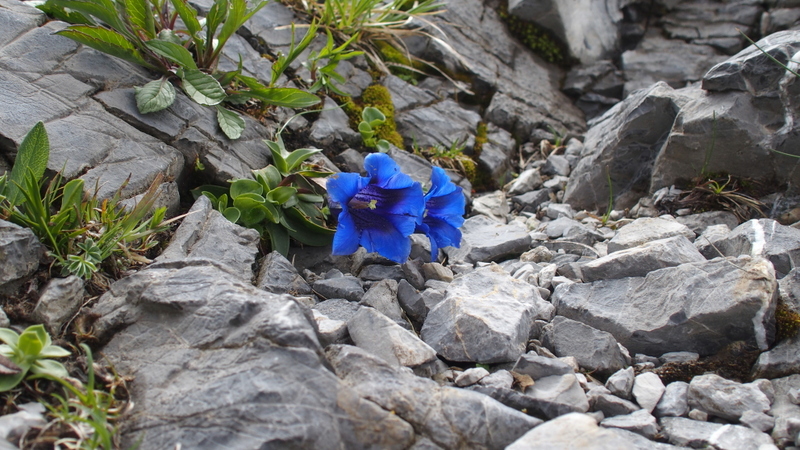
[327, 153, 424, 263]
[417, 166, 466, 259]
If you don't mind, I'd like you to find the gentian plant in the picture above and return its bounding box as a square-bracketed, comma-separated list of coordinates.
[327, 153, 464, 263]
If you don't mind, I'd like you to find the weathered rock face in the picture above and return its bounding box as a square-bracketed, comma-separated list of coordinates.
[563, 82, 698, 212]
[553, 256, 778, 356]
[0, 219, 42, 294]
[508, 0, 623, 65]
[421, 264, 553, 363]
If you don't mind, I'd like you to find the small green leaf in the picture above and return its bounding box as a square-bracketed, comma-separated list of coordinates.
[285, 148, 322, 172]
[264, 140, 290, 175]
[297, 193, 324, 203]
[216, 105, 245, 140]
[145, 40, 198, 70]
[252, 165, 282, 191]
[234, 198, 267, 227]
[7, 122, 49, 206]
[17, 325, 47, 357]
[267, 186, 297, 205]
[0, 329, 20, 348]
[265, 222, 290, 256]
[122, 0, 155, 39]
[230, 179, 263, 198]
[222, 207, 241, 223]
[30, 359, 69, 379]
[180, 69, 226, 106]
[134, 77, 176, 114]
[39, 345, 71, 359]
[169, 0, 203, 40]
[234, 87, 321, 109]
[48, 0, 128, 33]
[362, 107, 386, 126]
[0, 373, 26, 393]
[59, 179, 84, 216]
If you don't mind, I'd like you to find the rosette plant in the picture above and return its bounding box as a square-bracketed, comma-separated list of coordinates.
[327, 153, 424, 263]
[0, 325, 70, 392]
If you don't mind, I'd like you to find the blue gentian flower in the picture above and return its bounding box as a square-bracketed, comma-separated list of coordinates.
[417, 166, 465, 259]
[327, 153, 424, 263]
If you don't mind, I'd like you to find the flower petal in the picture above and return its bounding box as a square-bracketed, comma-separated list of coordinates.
[365, 153, 417, 190]
[361, 221, 412, 263]
[424, 215, 463, 252]
[327, 172, 367, 206]
[332, 210, 361, 256]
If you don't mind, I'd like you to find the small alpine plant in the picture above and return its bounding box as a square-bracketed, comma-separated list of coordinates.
[327, 153, 465, 263]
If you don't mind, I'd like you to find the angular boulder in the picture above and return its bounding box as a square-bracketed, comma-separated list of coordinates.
[553, 256, 778, 356]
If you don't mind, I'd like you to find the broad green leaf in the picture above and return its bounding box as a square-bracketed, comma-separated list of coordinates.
[0, 373, 26, 393]
[235, 87, 321, 109]
[267, 186, 297, 205]
[30, 359, 69, 379]
[193, 185, 230, 201]
[234, 192, 266, 203]
[7, 122, 49, 206]
[234, 197, 267, 227]
[56, 26, 154, 70]
[205, 0, 229, 40]
[122, 0, 155, 39]
[157, 29, 185, 45]
[59, 179, 84, 216]
[297, 193, 324, 203]
[285, 148, 322, 172]
[145, 40, 198, 70]
[39, 345, 71, 358]
[17, 325, 47, 357]
[285, 207, 335, 246]
[265, 140, 289, 175]
[134, 77, 176, 114]
[36, 1, 94, 25]
[48, 0, 128, 33]
[265, 222, 290, 256]
[230, 179, 263, 198]
[216, 105, 245, 140]
[222, 207, 241, 223]
[0, 329, 19, 348]
[170, 0, 203, 41]
[252, 165, 281, 190]
[181, 69, 226, 106]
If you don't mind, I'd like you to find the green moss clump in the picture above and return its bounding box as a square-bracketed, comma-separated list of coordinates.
[776, 300, 800, 342]
[373, 40, 424, 82]
[497, 2, 567, 65]
[474, 122, 488, 153]
[340, 85, 405, 149]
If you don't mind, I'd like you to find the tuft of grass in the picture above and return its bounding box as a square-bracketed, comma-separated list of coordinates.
[496, 1, 567, 65]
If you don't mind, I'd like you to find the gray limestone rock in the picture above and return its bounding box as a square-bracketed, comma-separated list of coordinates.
[541, 316, 629, 376]
[588, 386, 641, 418]
[90, 263, 414, 449]
[309, 96, 360, 148]
[421, 264, 553, 364]
[312, 276, 365, 302]
[606, 367, 635, 400]
[347, 307, 438, 375]
[454, 367, 490, 387]
[633, 372, 665, 413]
[655, 381, 690, 418]
[327, 344, 541, 449]
[512, 353, 575, 380]
[552, 256, 778, 356]
[507, 168, 543, 196]
[155, 196, 260, 281]
[416, 1, 585, 140]
[395, 99, 481, 151]
[600, 409, 659, 439]
[31, 276, 84, 335]
[687, 374, 771, 422]
[703, 30, 800, 95]
[740, 410, 775, 433]
[577, 235, 705, 282]
[0, 219, 42, 293]
[563, 82, 698, 212]
[675, 211, 740, 236]
[697, 219, 800, 277]
[523, 374, 591, 419]
[621, 32, 726, 96]
[383, 74, 437, 113]
[770, 374, 800, 448]
[660, 417, 775, 450]
[779, 267, 800, 314]
[508, 0, 622, 64]
[0, 402, 46, 446]
[256, 251, 311, 296]
[542, 154, 571, 177]
[444, 215, 532, 264]
[396, 279, 427, 326]
[507, 413, 638, 450]
[359, 280, 408, 330]
[607, 217, 695, 253]
[752, 334, 800, 379]
[311, 310, 349, 347]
